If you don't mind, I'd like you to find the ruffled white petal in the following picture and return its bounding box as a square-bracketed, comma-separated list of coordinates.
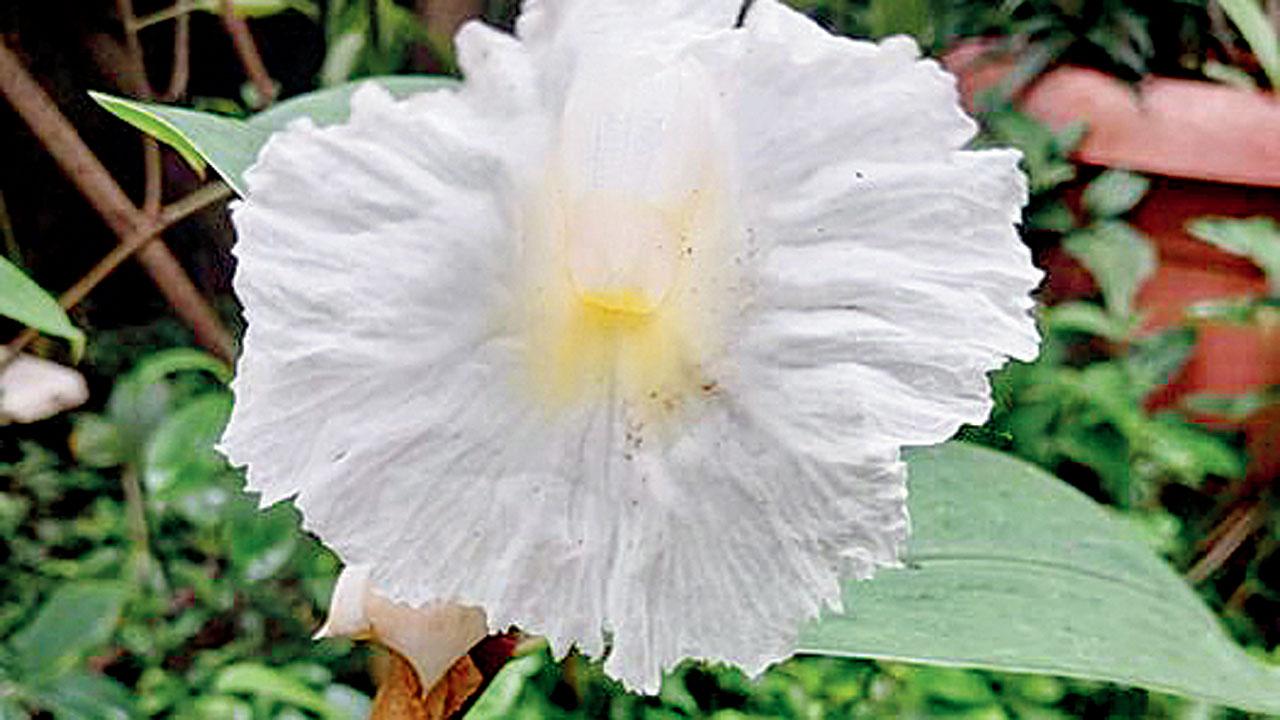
[224, 0, 1040, 695]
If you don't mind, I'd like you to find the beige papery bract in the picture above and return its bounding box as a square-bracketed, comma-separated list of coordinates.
[220, 0, 1041, 693]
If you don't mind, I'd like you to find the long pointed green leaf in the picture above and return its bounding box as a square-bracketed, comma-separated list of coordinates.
[801, 443, 1280, 715]
[1218, 0, 1280, 90]
[90, 76, 458, 196]
[0, 256, 84, 358]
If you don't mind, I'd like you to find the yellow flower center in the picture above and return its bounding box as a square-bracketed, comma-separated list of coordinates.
[517, 59, 736, 423]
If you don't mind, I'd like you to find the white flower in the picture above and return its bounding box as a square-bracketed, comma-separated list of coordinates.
[221, 0, 1041, 692]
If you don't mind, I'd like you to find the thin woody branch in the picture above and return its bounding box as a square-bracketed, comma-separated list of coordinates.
[0, 40, 236, 362]
[220, 0, 277, 107]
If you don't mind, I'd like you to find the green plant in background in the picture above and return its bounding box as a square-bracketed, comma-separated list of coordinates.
[0, 582, 135, 719]
[967, 109, 1247, 512]
[1179, 216, 1280, 427]
[996, 198, 1246, 510]
[320, 0, 439, 86]
[788, 0, 1213, 85]
[977, 106, 1086, 227]
[0, 346, 371, 719]
[1215, 0, 1280, 89]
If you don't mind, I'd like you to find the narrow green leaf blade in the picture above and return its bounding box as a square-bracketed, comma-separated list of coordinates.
[0, 256, 84, 358]
[800, 443, 1280, 715]
[1218, 0, 1280, 90]
[89, 91, 264, 196]
[89, 77, 458, 196]
[214, 663, 341, 720]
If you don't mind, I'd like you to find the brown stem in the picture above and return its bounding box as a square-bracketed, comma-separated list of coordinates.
[143, 139, 163, 215]
[1186, 503, 1265, 584]
[0, 41, 236, 361]
[121, 464, 158, 588]
[115, 0, 155, 99]
[2, 183, 232, 368]
[0, 190, 19, 263]
[60, 183, 233, 313]
[163, 7, 192, 101]
[220, 0, 277, 108]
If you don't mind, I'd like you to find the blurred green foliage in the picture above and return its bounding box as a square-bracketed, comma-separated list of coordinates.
[0, 342, 370, 718]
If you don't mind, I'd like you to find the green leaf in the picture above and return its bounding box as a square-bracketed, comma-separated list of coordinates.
[1203, 60, 1260, 90]
[225, 500, 299, 581]
[465, 653, 546, 720]
[0, 698, 27, 720]
[1187, 216, 1280, 295]
[69, 414, 128, 469]
[1064, 221, 1157, 319]
[125, 347, 232, 388]
[191, 0, 320, 18]
[9, 581, 129, 676]
[1183, 386, 1280, 420]
[1026, 201, 1077, 234]
[1082, 170, 1150, 219]
[1041, 302, 1132, 341]
[90, 76, 459, 195]
[27, 670, 138, 720]
[214, 663, 343, 720]
[1217, 0, 1280, 90]
[1125, 327, 1196, 396]
[1140, 417, 1246, 484]
[980, 109, 1077, 195]
[188, 695, 254, 720]
[0, 256, 84, 359]
[865, 0, 932, 42]
[800, 443, 1280, 715]
[142, 392, 232, 496]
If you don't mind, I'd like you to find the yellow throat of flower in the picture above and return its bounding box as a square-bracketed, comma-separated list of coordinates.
[521, 59, 733, 420]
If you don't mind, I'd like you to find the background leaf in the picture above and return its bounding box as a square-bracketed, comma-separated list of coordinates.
[9, 581, 129, 676]
[1064, 221, 1157, 319]
[0, 256, 84, 358]
[142, 391, 232, 495]
[1217, 0, 1280, 89]
[190, 0, 320, 19]
[800, 443, 1280, 715]
[90, 76, 458, 196]
[1082, 170, 1150, 219]
[26, 670, 138, 720]
[1187, 216, 1280, 295]
[213, 663, 344, 720]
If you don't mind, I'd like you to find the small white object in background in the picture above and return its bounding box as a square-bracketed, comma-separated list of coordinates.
[0, 351, 89, 424]
[317, 564, 489, 692]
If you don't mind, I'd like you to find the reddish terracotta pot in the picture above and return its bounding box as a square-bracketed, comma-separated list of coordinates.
[945, 44, 1280, 435]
